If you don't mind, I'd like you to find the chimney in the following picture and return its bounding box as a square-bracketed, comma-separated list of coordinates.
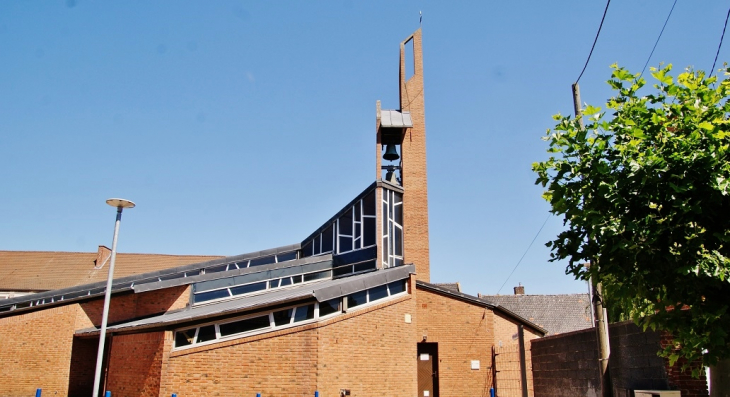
[514, 283, 525, 295]
[95, 245, 111, 269]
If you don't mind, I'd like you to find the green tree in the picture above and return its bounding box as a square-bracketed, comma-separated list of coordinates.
[533, 64, 730, 370]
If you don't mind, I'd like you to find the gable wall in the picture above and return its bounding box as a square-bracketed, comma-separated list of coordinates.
[0, 304, 79, 397]
[415, 288, 496, 397]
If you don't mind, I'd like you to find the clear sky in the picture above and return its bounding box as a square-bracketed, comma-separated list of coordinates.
[1, 1, 727, 296]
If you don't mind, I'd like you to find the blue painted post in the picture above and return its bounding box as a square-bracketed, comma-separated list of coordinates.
[172, 394, 177, 397]
[35, 388, 41, 397]
[314, 392, 319, 397]
[256, 394, 261, 397]
[104, 392, 111, 397]
[490, 387, 495, 397]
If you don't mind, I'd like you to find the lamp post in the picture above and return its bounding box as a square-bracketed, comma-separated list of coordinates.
[92, 198, 135, 397]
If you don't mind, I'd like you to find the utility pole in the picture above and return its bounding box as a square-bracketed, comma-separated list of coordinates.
[573, 83, 612, 397]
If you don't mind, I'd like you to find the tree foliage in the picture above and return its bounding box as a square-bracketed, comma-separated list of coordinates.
[533, 64, 730, 369]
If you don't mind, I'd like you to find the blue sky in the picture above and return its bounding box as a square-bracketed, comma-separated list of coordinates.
[1, 1, 727, 296]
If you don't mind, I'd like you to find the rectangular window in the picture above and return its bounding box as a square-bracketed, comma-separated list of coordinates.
[219, 315, 270, 337]
[230, 281, 267, 296]
[273, 308, 293, 326]
[293, 304, 315, 323]
[196, 325, 217, 343]
[322, 224, 334, 253]
[348, 290, 367, 308]
[249, 255, 276, 267]
[303, 270, 331, 282]
[388, 279, 407, 295]
[194, 289, 231, 303]
[276, 251, 297, 262]
[175, 328, 196, 348]
[319, 298, 340, 317]
[369, 284, 389, 302]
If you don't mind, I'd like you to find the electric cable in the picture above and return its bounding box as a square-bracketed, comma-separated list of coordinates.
[576, 0, 612, 84]
[639, 0, 678, 79]
[496, 213, 552, 295]
[711, 6, 730, 76]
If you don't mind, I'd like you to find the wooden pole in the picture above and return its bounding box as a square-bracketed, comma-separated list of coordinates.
[573, 83, 612, 397]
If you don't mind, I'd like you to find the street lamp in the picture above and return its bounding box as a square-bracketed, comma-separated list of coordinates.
[92, 198, 135, 397]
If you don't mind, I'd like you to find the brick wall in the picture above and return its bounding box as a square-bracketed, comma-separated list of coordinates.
[0, 304, 79, 397]
[399, 28, 430, 283]
[158, 295, 417, 397]
[531, 321, 709, 397]
[106, 332, 167, 397]
[493, 314, 540, 397]
[416, 288, 495, 397]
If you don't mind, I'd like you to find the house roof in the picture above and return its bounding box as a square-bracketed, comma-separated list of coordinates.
[416, 281, 547, 336]
[478, 293, 592, 335]
[434, 282, 461, 292]
[0, 249, 223, 292]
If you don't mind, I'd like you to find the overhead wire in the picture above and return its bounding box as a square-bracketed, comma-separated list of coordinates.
[496, 213, 552, 295]
[576, 0, 612, 84]
[711, 5, 730, 76]
[639, 0, 678, 79]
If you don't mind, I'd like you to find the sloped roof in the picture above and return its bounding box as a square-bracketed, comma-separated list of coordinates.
[478, 293, 592, 335]
[77, 265, 415, 335]
[434, 282, 461, 292]
[0, 250, 223, 292]
[417, 281, 547, 336]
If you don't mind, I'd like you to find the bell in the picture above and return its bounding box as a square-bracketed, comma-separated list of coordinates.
[383, 144, 400, 161]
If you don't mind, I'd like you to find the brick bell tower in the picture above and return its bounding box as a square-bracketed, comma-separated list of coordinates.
[375, 28, 430, 282]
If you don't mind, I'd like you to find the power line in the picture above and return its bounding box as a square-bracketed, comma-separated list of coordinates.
[576, 0, 612, 84]
[711, 6, 730, 76]
[639, 0, 678, 79]
[496, 213, 552, 294]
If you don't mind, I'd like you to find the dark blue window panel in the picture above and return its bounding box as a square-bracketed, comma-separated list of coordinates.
[322, 224, 334, 253]
[333, 246, 376, 266]
[354, 261, 376, 273]
[277, 251, 297, 262]
[230, 281, 267, 296]
[319, 298, 340, 317]
[292, 275, 303, 284]
[280, 277, 292, 287]
[369, 284, 389, 302]
[273, 309, 293, 326]
[314, 235, 321, 255]
[394, 227, 403, 256]
[363, 191, 376, 216]
[388, 279, 407, 294]
[394, 204, 403, 225]
[348, 290, 367, 308]
[340, 208, 353, 235]
[303, 270, 331, 282]
[301, 241, 313, 258]
[219, 315, 270, 337]
[364, 218, 376, 247]
[339, 236, 352, 253]
[249, 255, 276, 267]
[293, 304, 315, 323]
[194, 289, 231, 303]
[333, 265, 353, 277]
[205, 264, 228, 274]
[197, 325, 216, 343]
